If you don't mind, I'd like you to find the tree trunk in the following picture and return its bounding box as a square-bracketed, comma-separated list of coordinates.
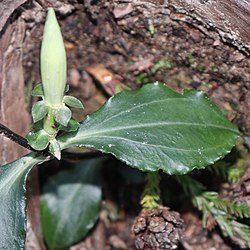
[169, 0, 250, 55]
[0, 9, 30, 164]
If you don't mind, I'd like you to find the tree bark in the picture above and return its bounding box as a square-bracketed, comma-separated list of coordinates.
[0, 0, 28, 32]
[169, 0, 250, 55]
[0, 11, 30, 164]
[0, 3, 45, 249]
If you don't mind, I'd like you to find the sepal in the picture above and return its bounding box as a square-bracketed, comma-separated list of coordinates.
[59, 118, 79, 132]
[32, 84, 44, 97]
[63, 96, 84, 109]
[55, 105, 72, 127]
[26, 129, 49, 150]
[32, 100, 49, 123]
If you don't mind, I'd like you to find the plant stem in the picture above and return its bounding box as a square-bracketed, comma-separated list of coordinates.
[0, 122, 37, 152]
[141, 171, 161, 210]
[0, 122, 106, 159]
[43, 107, 57, 138]
[0, 122, 106, 160]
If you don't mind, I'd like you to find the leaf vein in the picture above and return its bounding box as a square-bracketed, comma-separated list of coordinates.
[86, 97, 197, 130]
[78, 121, 237, 139]
[79, 135, 225, 153]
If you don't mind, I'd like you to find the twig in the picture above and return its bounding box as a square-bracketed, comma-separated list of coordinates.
[0, 122, 37, 152]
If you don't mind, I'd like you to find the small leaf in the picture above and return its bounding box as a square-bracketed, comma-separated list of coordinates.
[49, 139, 61, 160]
[40, 159, 103, 250]
[31, 120, 44, 131]
[26, 130, 49, 150]
[55, 105, 72, 127]
[59, 118, 79, 132]
[0, 153, 47, 249]
[32, 84, 44, 97]
[32, 100, 49, 123]
[58, 83, 239, 175]
[63, 96, 84, 109]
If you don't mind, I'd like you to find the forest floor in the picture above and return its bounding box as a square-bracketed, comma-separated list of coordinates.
[20, 0, 250, 249]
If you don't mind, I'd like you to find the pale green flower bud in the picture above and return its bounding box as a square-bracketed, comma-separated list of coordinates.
[40, 8, 66, 106]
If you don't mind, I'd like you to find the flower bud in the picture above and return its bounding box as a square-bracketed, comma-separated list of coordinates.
[40, 8, 66, 106]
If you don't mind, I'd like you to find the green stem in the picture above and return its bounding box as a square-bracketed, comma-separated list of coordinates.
[140, 171, 161, 210]
[43, 107, 57, 138]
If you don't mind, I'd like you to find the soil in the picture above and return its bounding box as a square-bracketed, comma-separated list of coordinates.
[4, 0, 250, 249]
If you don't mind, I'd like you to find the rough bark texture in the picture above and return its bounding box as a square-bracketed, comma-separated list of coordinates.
[169, 0, 250, 55]
[132, 207, 184, 250]
[0, 13, 30, 165]
[0, 0, 28, 32]
[0, 2, 44, 249]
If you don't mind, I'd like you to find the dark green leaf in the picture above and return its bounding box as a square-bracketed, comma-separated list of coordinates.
[31, 84, 44, 97]
[63, 96, 84, 109]
[55, 105, 72, 127]
[59, 118, 79, 132]
[26, 129, 49, 150]
[0, 153, 47, 249]
[32, 100, 48, 123]
[58, 83, 239, 175]
[40, 159, 103, 250]
[31, 120, 44, 131]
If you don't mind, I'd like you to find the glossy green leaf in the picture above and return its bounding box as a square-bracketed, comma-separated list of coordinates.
[32, 100, 48, 123]
[55, 105, 72, 127]
[0, 153, 47, 249]
[26, 129, 49, 150]
[59, 118, 79, 132]
[31, 84, 44, 97]
[40, 159, 103, 250]
[63, 96, 84, 109]
[58, 83, 239, 175]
